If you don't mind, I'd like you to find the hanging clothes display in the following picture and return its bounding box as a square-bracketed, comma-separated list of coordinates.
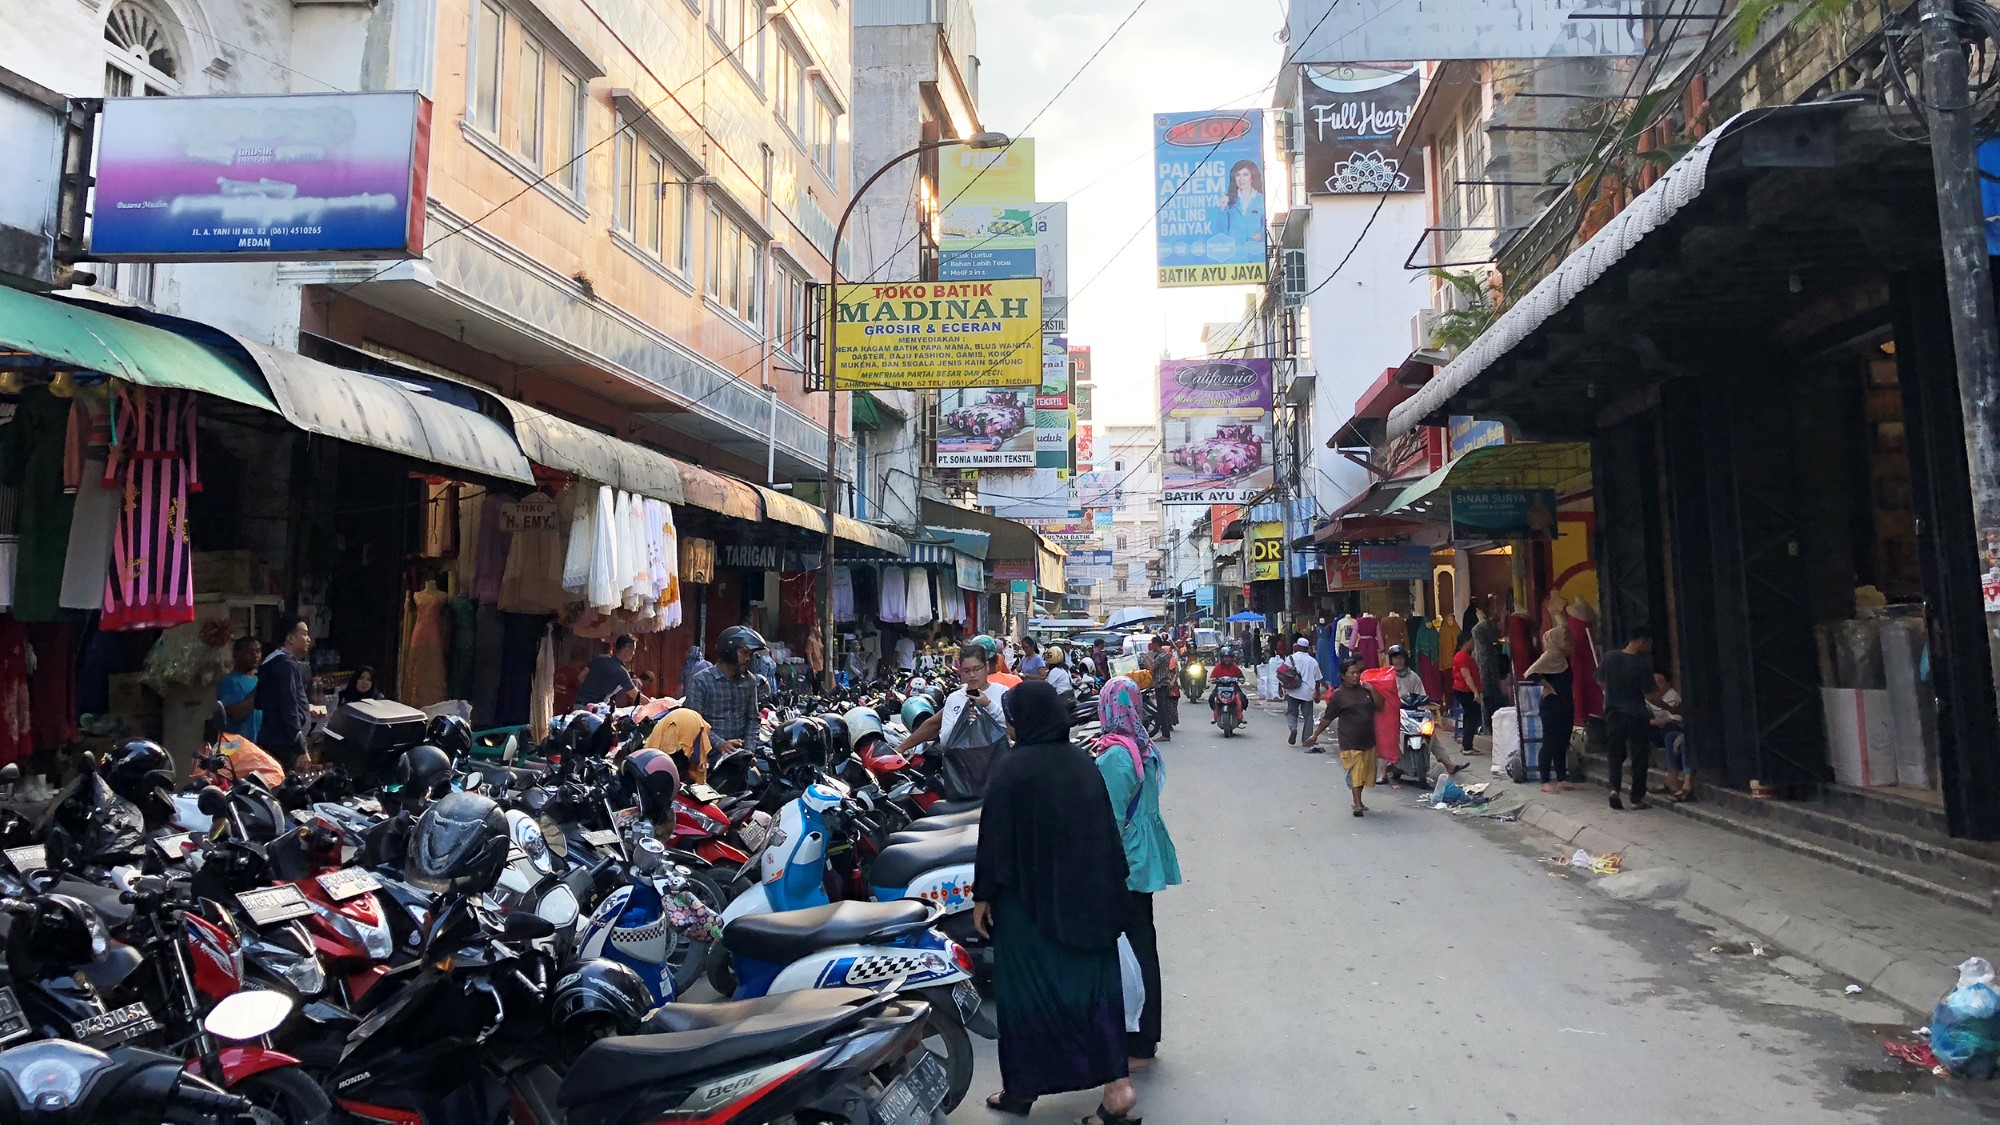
[0, 617, 30, 767]
[3, 391, 77, 623]
[423, 481, 459, 559]
[878, 565, 906, 623]
[832, 567, 855, 623]
[402, 581, 450, 707]
[1436, 613, 1460, 670]
[530, 623, 556, 740]
[904, 567, 934, 627]
[1353, 612, 1382, 668]
[100, 386, 200, 632]
[58, 384, 115, 611]
[472, 492, 509, 605]
[499, 491, 569, 613]
[1507, 610, 1537, 680]
[562, 485, 596, 593]
[657, 501, 683, 628]
[1412, 617, 1441, 699]
[588, 485, 619, 612]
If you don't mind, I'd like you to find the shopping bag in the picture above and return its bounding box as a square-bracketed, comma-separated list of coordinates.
[1118, 936, 1145, 1034]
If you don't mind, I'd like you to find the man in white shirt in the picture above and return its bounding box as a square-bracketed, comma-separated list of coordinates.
[894, 635, 917, 672]
[895, 644, 1009, 798]
[1283, 636, 1324, 747]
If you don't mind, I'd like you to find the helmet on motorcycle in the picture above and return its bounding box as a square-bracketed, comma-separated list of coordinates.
[1384, 644, 1409, 665]
[405, 790, 511, 896]
[104, 738, 172, 806]
[1045, 646, 1066, 666]
[618, 748, 682, 822]
[771, 718, 830, 771]
[715, 625, 768, 664]
[842, 705, 885, 752]
[424, 714, 473, 759]
[222, 779, 289, 841]
[383, 744, 454, 814]
[18, 893, 111, 968]
[562, 711, 607, 757]
[818, 713, 851, 758]
[704, 746, 760, 796]
[899, 695, 937, 731]
[552, 959, 654, 1041]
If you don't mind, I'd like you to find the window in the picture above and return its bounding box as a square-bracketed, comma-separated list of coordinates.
[811, 96, 839, 181]
[1116, 535, 1128, 550]
[549, 70, 586, 199]
[471, 2, 504, 131]
[614, 130, 637, 232]
[611, 123, 689, 271]
[771, 264, 807, 358]
[1460, 103, 1488, 225]
[709, 0, 762, 85]
[1116, 575, 1129, 594]
[706, 205, 761, 326]
[103, 2, 179, 96]
[638, 153, 662, 252]
[774, 40, 806, 139]
[511, 38, 544, 161]
[1114, 459, 1125, 472]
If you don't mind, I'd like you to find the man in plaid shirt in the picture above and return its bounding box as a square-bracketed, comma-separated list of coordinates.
[685, 626, 767, 750]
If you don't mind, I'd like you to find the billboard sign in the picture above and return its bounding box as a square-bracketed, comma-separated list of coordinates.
[939, 202, 1067, 331]
[1358, 544, 1431, 581]
[1448, 415, 1508, 456]
[1160, 359, 1274, 504]
[1037, 334, 1072, 469]
[1154, 111, 1268, 288]
[1302, 65, 1423, 194]
[1250, 522, 1284, 582]
[1286, 0, 1642, 61]
[940, 139, 1035, 210]
[977, 467, 1078, 519]
[1323, 553, 1375, 590]
[1452, 488, 1560, 540]
[91, 91, 432, 261]
[937, 387, 1036, 467]
[831, 281, 1042, 389]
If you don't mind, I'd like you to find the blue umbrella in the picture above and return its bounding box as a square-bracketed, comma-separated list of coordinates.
[1225, 611, 1265, 623]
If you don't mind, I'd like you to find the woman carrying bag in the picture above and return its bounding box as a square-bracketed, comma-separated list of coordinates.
[1094, 676, 1182, 1068]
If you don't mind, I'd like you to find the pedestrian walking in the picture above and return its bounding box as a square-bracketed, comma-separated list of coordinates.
[975, 680, 1140, 1125]
[1598, 626, 1656, 810]
[1450, 635, 1483, 751]
[896, 644, 1009, 799]
[1146, 635, 1178, 742]
[1526, 638, 1574, 793]
[1280, 637, 1324, 747]
[1306, 658, 1385, 816]
[1093, 676, 1181, 1068]
[254, 618, 313, 772]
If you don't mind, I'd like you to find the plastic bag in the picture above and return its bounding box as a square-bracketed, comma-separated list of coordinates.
[1432, 774, 1466, 806]
[1490, 707, 1522, 778]
[1118, 935, 1145, 1034]
[1931, 957, 2000, 1078]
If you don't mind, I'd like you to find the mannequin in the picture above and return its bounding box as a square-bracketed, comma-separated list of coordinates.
[1353, 611, 1382, 668]
[1506, 607, 1537, 681]
[1566, 598, 1604, 724]
[404, 577, 450, 707]
[1472, 599, 1507, 727]
[1316, 616, 1336, 680]
[1412, 614, 1441, 698]
[1335, 612, 1358, 661]
[1380, 609, 1409, 653]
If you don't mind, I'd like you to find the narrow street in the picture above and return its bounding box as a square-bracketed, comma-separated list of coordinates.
[952, 704, 2000, 1124]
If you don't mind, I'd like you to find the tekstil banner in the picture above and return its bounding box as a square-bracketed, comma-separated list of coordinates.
[1154, 110, 1269, 288]
[1357, 544, 1431, 581]
[830, 281, 1042, 390]
[976, 467, 1079, 519]
[1036, 334, 1072, 469]
[1250, 521, 1284, 582]
[1160, 359, 1275, 504]
[91, 91, 433, 260]
[936, 386, 1036, 467]
[1301, 65, 1423, 194]
[1452, 488, 1560, 540]
[939, 203, 1068, 334]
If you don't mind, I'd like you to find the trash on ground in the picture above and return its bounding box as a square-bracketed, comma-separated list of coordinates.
[1545, 848, 1625, 875]
[1929, 956, 2000, 1079]
[1884, 1040, 1944, 1074]
[1846, 984, 1865, 995]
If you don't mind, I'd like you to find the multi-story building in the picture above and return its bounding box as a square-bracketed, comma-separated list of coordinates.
[1098, 421, 1162, 615]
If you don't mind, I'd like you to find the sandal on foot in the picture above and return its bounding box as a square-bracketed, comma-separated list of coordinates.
[1083, 1105, 1142, 1125]
[987, 1092, 1034, 1116]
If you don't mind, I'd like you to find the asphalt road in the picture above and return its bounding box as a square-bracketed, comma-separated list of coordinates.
[946, 702, 2000, 1124]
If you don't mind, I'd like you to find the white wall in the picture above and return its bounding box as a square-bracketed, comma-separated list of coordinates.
[1302, 192, 1429, 512]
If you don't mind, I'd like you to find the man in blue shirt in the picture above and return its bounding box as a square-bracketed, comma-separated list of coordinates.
[217, 637, 262, 741]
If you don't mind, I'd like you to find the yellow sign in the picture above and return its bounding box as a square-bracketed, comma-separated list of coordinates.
[830, 280, 1043, 390]
[940, 139, 1035, 206]
[1250, 521, 1283, 582]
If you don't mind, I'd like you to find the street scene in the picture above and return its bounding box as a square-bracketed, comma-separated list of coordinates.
[2, 0, 2000, 1120]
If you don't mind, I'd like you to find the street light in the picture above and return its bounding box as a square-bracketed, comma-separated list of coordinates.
[816, 130, 1012, 690]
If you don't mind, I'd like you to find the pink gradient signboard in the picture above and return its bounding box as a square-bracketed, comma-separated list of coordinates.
[1160, 358, 1274, 504]
[90, 91, 431, 261]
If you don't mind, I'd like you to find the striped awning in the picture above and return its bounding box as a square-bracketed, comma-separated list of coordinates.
[908, 542, 957, 565]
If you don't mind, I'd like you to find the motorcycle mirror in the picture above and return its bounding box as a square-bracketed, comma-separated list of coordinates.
[0, 764, 15, 783]
[501, 911, 556, 941]
[463, 771, 483, 792]
[195, 786, 229, 817]
[202, 989, 294, 1042]
[78, 751, 99, 774]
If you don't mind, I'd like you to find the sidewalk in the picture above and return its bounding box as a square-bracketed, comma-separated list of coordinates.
[1466, 769, 1995, 1015]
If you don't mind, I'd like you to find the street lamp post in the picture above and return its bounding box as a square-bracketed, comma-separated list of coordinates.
[819, 131, 1011, 691]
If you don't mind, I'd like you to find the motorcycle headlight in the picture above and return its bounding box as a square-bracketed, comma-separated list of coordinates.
[309, 901, 395, 961]
[1419, 720, 1436, 737]
[249, 940, 326, 996]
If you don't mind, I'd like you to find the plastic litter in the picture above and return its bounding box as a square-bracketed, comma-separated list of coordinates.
[1930, 956, 2000, 1079]
[1884, 1040, 1943, 1073]
[1845, 984, 1865, 995]
[1556, 849, 1625, 875]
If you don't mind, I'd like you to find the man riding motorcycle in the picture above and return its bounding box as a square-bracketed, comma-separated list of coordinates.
[1208, 645, 1248, 729]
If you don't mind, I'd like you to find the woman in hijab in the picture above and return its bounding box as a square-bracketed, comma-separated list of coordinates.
[1094, 676, 1180, 1069]
[336, 666, 384, 708]
[645, 706, 716, 783]
[975, 680, 1141, 1125]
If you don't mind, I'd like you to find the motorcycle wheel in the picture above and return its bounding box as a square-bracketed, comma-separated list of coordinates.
[669, 869, 731, 999]
[915, 990, 974, 1113]
[234, 1066, 334, 1125]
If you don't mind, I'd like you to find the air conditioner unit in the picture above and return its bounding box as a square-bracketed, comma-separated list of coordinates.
[1412, 308, 1449, 352]
[1274, 109, 1300, 156]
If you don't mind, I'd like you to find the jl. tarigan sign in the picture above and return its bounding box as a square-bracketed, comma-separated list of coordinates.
[90, 91, 432, 261]
[1154, 111, 1268, 288]
[830, 281, 1042, 390]
[1302, 65, 1423, 194]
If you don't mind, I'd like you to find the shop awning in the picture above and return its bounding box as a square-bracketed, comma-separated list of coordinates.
[0, 290, 277, 412]
[676, 464, 761, 521]
[757, 484, 826, 534]
[1384, 442, 1593, 517]
[923, 527, 990, 559]
[232, 340, 533, 483]
[500, 401, 682, 503]
[834, 515, 907, 556]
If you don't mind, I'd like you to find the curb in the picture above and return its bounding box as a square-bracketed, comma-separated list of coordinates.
[1502, 792, 1953, 1015]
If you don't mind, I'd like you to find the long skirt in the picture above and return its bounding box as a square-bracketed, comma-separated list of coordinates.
[994, 895, 1128, 1100]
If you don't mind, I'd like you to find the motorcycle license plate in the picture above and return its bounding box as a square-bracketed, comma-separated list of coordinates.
[2, 844, 45, 873]
[952, 980, 979, 1023]
[152, 832, 195, 860]
[579, 828, 621, 848]
[871, 1052, 949, 1125]
[0, 987, 28, 1045]
[237, 883, 316, 926]
[72, 1002, 159, 1047]
[317, 867, 382, 901]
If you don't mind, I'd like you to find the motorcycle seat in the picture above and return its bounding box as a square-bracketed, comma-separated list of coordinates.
[869, 828, 978, 891]
[723, 899, 932, 964]
[55, 876, 134, 926]
[642, 986, 873, 1034]
[559, 991, 878, 1104]
[885, 822, 975, 847]
[897, 809, 982, 834]
[926, 797, 982, 816]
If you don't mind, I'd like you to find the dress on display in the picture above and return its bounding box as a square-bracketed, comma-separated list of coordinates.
[4, 391, 78, 623]
[878, 566, 906, 623]
[1380, 611, 1409, 654]
[58, 385, 114, 611]
[1353, 613, 1382, 668]
[402, 583, 450, 707]
[100, 387, 201, 632]
[904, 567, 933, 627]
[1506, 612, 1536, 681]
[1412, 617, 1441, 698]
[1334, 614, 1357, 661]
[832, 567, 855, 623]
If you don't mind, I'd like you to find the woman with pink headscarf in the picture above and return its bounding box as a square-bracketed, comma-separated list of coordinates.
[1093, 676, 1181, 1069]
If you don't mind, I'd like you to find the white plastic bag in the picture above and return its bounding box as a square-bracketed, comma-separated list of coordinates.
[1490, 707, 1522, 777]
[1117, 936, 1145, 1034]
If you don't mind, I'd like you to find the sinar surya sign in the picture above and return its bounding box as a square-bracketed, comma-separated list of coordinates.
[830, 281, 1042, 390]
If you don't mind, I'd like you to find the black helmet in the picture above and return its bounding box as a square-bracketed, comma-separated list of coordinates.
[383, 744, 453, 814]
[552, 959, 653, 1041]
[715, 625, 767, 663]
[425, 714, 473, 759]
[818, 713, 851, 758]
[105, 738, 172, 806]
[704, 746, 760, 796]
[618, 748, 682, 822]
[15, 893, 110, 972]
[405, 790, 511, 896]
[563, 711, 607, 758]
[1385, 644, 1409, 663]
[771, 718, 829, 771]
[225, 780, 289, 842]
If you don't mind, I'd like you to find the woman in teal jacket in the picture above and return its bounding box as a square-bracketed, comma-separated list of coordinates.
[1094, 676, 1182, 1067]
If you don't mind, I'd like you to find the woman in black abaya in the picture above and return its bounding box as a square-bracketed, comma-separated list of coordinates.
[975, 680, 1141, 1125]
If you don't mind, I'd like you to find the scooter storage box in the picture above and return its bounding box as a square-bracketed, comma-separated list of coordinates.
[320, 699, 430, 772]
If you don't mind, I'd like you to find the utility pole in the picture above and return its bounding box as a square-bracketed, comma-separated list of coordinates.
[1917, 0, 2000, 809]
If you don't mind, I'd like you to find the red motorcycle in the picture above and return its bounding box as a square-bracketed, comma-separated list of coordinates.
[264, 810, 399, 1005]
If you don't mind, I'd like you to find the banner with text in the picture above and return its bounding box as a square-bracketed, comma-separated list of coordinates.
[1161, 358, 1275, 504]
[1302, 65, 1423, 194]
[1154, 110, 1268, 288]
[937, 387, 1036, 467]
[1037, 334, 1072, 469]
[1250, 521, 1284, 581]
[831, 281, 1042, 390]
[977, 467, 1079, 519]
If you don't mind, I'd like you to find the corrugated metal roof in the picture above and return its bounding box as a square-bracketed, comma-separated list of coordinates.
[500, 400, 683, 502]
[677, 464, 761, 521]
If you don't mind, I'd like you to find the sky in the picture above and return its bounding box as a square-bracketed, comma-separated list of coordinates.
[967, 0, 1284, 427]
